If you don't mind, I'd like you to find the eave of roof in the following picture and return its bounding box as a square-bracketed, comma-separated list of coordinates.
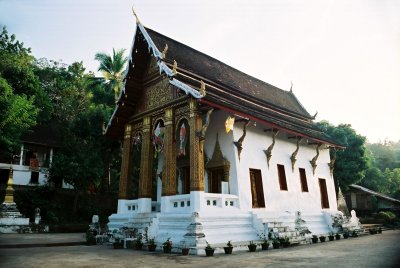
[349, 184, 400, 204]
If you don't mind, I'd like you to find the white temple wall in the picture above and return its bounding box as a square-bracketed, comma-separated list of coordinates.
[232, 121, 338, 213]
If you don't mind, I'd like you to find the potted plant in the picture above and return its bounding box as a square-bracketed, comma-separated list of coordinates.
[311, 235, 319, 244]
[163, 238, 172, 253]
[319, 235, 326, 242]
[282, 236, 290, 248]
[351, 230, 358, 237]
[182, 243, 190, 256]
[328, 232, 335, 242]
[205, 241, 215, 257]
[134, 234, 144, 250]
[272, 237, 280, 249]
[224, 240, 233, 254]
[85, 229, 96, 246]
[258, 233, 269, 250]
[335, 233, 341, 240]
[147, 237, 156, 252]
[111, 229, 124, 249]
[343, 231, 349, 239]
[113, 237, 124, 249]
[248, 241, 257, 252]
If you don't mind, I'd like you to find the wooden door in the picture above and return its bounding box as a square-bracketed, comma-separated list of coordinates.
[319, 178, 330, 209]
[210, 168, 223, 193]
[181, 166, 190, 194]
[249, 169, 265, 208]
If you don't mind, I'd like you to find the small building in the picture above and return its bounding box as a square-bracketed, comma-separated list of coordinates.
[105, 20, 344, 250]
[344, 184, 400, 216]
[0, 125, 71, 189]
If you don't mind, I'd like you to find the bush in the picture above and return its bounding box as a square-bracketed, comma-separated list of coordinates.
[377, 211, 397, 223]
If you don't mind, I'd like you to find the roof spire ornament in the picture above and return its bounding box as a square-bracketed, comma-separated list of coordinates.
[132, 5, 140, 24]
[200, 80, 206, 96]
[290, 81, 293, 92]
[172, 60, 178, 74]
[161, 44, 168, 59]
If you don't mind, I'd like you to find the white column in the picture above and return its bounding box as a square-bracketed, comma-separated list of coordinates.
[19, 144, 24, 166]
[49, 148, 54, 167]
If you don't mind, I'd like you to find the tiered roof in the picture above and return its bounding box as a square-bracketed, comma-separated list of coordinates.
[106, 23, 343, 148]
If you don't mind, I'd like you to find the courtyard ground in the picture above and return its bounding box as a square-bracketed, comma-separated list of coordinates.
[0, 230, 399, 268]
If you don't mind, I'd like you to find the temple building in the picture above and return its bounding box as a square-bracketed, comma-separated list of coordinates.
[105, 19, 344, 251]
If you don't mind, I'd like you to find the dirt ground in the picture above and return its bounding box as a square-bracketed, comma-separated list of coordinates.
[0, 230, 399, 268]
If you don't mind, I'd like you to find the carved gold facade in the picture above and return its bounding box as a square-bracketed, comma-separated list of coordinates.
[189, 99, 205, 191]
[138, 116, 153, 198]
[162, 108, 177, 196]
[118, 124, 133, 199]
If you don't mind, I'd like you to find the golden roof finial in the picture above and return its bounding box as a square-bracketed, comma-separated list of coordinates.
[200, 80, 206, 96]
[162, 44, 168, 59]
[132, 5, 140, 24]
[172, 60, 178, 74]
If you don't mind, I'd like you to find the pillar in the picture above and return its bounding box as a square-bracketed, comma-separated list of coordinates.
[118, 124, 133, 199]
[19, 144, 24, 166]
[138, 116, 153, 199]
[162, 108, 176, 196]
[49, 147, 53, 167]
[189, 99, 204, 191]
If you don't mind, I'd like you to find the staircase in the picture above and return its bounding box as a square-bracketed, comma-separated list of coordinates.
[108, 212, 158, 233]
[252, 211, 332, 245]
[200, 213, 258, 244]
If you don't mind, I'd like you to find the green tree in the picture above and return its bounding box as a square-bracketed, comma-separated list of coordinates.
[360, 167, 385, 192]
[0, 27, 40, 158]
[367, 141, 400, 171]
[317, 121, 368, 190]
[0, 26, 51, 122]
[94, 48, 127, 101]
[0, 77, 38, 157]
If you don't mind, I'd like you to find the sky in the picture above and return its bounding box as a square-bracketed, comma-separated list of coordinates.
[1, 0, 399, 143]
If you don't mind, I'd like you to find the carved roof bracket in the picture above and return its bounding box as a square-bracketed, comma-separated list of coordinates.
[196, 108, 214, 140]
[329, 147, 337, 177]
[233, 120, 250, 161]
[290, 137, 302, 172]
[310, 143, 322, 175]
[264, 129, 279, 168]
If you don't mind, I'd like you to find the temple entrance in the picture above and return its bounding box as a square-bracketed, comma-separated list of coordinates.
[319, 178, 330, 209]
[180, 166, 190, 194]
[249, 169, 265, 208]
[209, 167, 224, 193]
[205, 134, 230, 194]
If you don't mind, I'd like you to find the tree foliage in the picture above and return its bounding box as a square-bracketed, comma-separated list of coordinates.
[317, 120, 400, 198]
[94, 48, 127, 101]
[361, 141, 400, 199]
[317, 121, 368, 190]
[0, 77, 38, 154]
[1, 27, 121, 210]
[0, 26, 51, 122]
[0, 27, 39, 158]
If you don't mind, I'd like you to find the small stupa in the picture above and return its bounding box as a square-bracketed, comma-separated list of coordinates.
[0, 167, 30, 233]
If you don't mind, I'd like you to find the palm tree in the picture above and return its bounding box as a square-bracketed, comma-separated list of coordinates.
[94, 48, 128, 101]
